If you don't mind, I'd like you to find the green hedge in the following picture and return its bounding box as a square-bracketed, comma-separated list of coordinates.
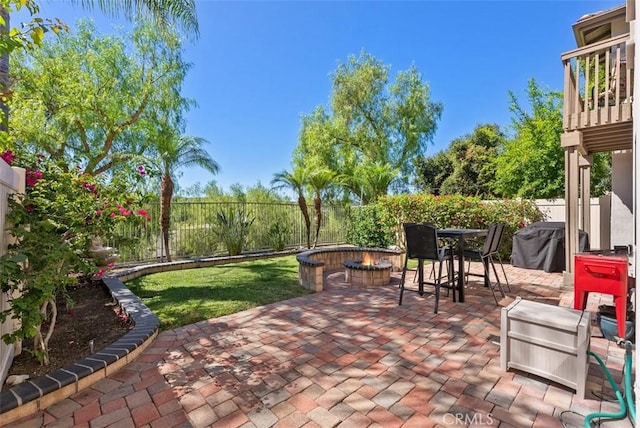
[345, 204, 395, 248]
[346, 194, 544, 257]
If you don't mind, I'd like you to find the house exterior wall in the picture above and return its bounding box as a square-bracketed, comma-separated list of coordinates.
[631, 0, 638, 409]
[0, 162, 25, 387]
[611, 150, 634, 247]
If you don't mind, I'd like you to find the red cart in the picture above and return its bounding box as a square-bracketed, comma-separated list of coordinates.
[574, 252, 629, 339]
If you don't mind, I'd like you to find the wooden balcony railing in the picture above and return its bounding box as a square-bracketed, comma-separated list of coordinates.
[561, 34, 632, 131]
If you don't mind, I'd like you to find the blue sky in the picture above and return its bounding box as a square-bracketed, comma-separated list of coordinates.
[30, 0, 619, 193]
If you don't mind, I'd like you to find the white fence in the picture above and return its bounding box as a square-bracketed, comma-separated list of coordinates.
[534, 195, 611, 250]
[0, 161, 24, 386]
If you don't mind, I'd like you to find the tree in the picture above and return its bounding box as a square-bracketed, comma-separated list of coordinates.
[0, 1, 70, 130]
[414, 124, 505, 196]
[244, 181, 289, 204]
[9, 21, 191, 176]
[295, 50, 442, 195]
[154, 133, 219, 261]
[307, 169, 336, 248]
[0, 0, 199, 141]
[493, 78, 610, 198]
[69, 0, 199, 37]
[441, 124, 504, 196]
[413, 150, 452, 195]
[347, 161, 399, 204]
[271, 166, 312, 249]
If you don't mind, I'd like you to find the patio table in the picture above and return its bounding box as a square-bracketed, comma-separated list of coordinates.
[437, 228, 488, 303]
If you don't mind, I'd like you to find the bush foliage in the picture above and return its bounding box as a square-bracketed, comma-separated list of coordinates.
[345, 204, 395, 248]
[346, 194, 544, 255]
[0, 151, 149, 364]
[213, 206, 254, 256]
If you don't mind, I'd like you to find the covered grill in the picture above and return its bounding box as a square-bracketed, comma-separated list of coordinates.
[511, 222, 589, 273]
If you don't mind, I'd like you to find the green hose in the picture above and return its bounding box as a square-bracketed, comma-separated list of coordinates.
[584, 350, 627, 427]
[624, 341, 636, 424]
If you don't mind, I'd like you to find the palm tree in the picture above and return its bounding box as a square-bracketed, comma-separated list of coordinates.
[155, 134, 219, 261]
[71, 0, 199, 36]
[271, 166, 312, 249]
[307, 169, 336, 248]
[349, 162, 399, 204]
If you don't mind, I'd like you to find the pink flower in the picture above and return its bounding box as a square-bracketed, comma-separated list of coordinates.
[137, 165, 146, 176]
[118, 205, 131, 216]
[136, 209, 151, 220]
[95, 268, 106, 278]
[25, 204, 34, 212]
[0, 150, 14, 165]
[109, 212, 116, 218]
[96, 209, 103, 215]
[25, 169, 43, 187]
[107, 263, 115, 269]
[81, 181, 97, 194]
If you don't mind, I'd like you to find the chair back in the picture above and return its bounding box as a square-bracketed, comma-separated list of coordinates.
[490, 223, 505, 254]
[482, 223, 505, 256]
[403, 223, 440, 261]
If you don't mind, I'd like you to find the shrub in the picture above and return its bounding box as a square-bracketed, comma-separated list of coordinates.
[0, 151, 149, 364]
[267, 220, 291, 251]
[171, 225, 219, 258]
[214, 206, 254, 256]
[345, 204, 395, 248]
[350, 194, 543, 256]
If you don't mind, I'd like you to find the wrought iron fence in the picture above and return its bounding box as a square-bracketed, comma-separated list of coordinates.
[110, 201, 349, 263]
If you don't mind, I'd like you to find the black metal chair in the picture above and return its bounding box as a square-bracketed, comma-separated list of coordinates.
[463, 223, 508, 304]
[399, 223, 454, 313]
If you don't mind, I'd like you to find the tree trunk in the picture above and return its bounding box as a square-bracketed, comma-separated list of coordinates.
[160, 174, 174, 261]
[297, 193, 311, 249]
[32, 298, 57, 366]
[313, 194, 321, 248]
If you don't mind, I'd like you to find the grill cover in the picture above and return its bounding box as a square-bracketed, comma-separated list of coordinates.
[511, 222, 589, 273]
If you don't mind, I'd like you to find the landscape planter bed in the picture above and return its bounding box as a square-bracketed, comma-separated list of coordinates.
[0, 276, 159, 427]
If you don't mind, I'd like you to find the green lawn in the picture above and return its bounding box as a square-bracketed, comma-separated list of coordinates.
[125, 255, 310, 329]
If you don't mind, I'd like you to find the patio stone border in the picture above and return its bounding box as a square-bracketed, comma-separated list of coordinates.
[297, 246, 403, 291]
[0, 276, 159, 426]
[0, 248, 302, 425]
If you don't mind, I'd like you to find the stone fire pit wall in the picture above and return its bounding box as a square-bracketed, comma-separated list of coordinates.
[296, 247, 403, 291]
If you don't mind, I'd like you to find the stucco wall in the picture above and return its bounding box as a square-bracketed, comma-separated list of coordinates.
[611, 150, 634, 247]
[534, 196, 610, 250]
[0, 163, 25, 388]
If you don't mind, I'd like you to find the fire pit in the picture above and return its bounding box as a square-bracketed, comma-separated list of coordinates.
[296, 247, 402, 291]
[343, 252, 393, 286]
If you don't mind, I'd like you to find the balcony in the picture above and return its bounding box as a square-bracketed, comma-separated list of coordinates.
[561, 33, 632, 153]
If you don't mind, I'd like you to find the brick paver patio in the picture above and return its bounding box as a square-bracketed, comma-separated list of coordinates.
[10, 263, 632, 427]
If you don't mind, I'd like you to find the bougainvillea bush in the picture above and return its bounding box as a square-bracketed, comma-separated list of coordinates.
[0, 150, 150, 364]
